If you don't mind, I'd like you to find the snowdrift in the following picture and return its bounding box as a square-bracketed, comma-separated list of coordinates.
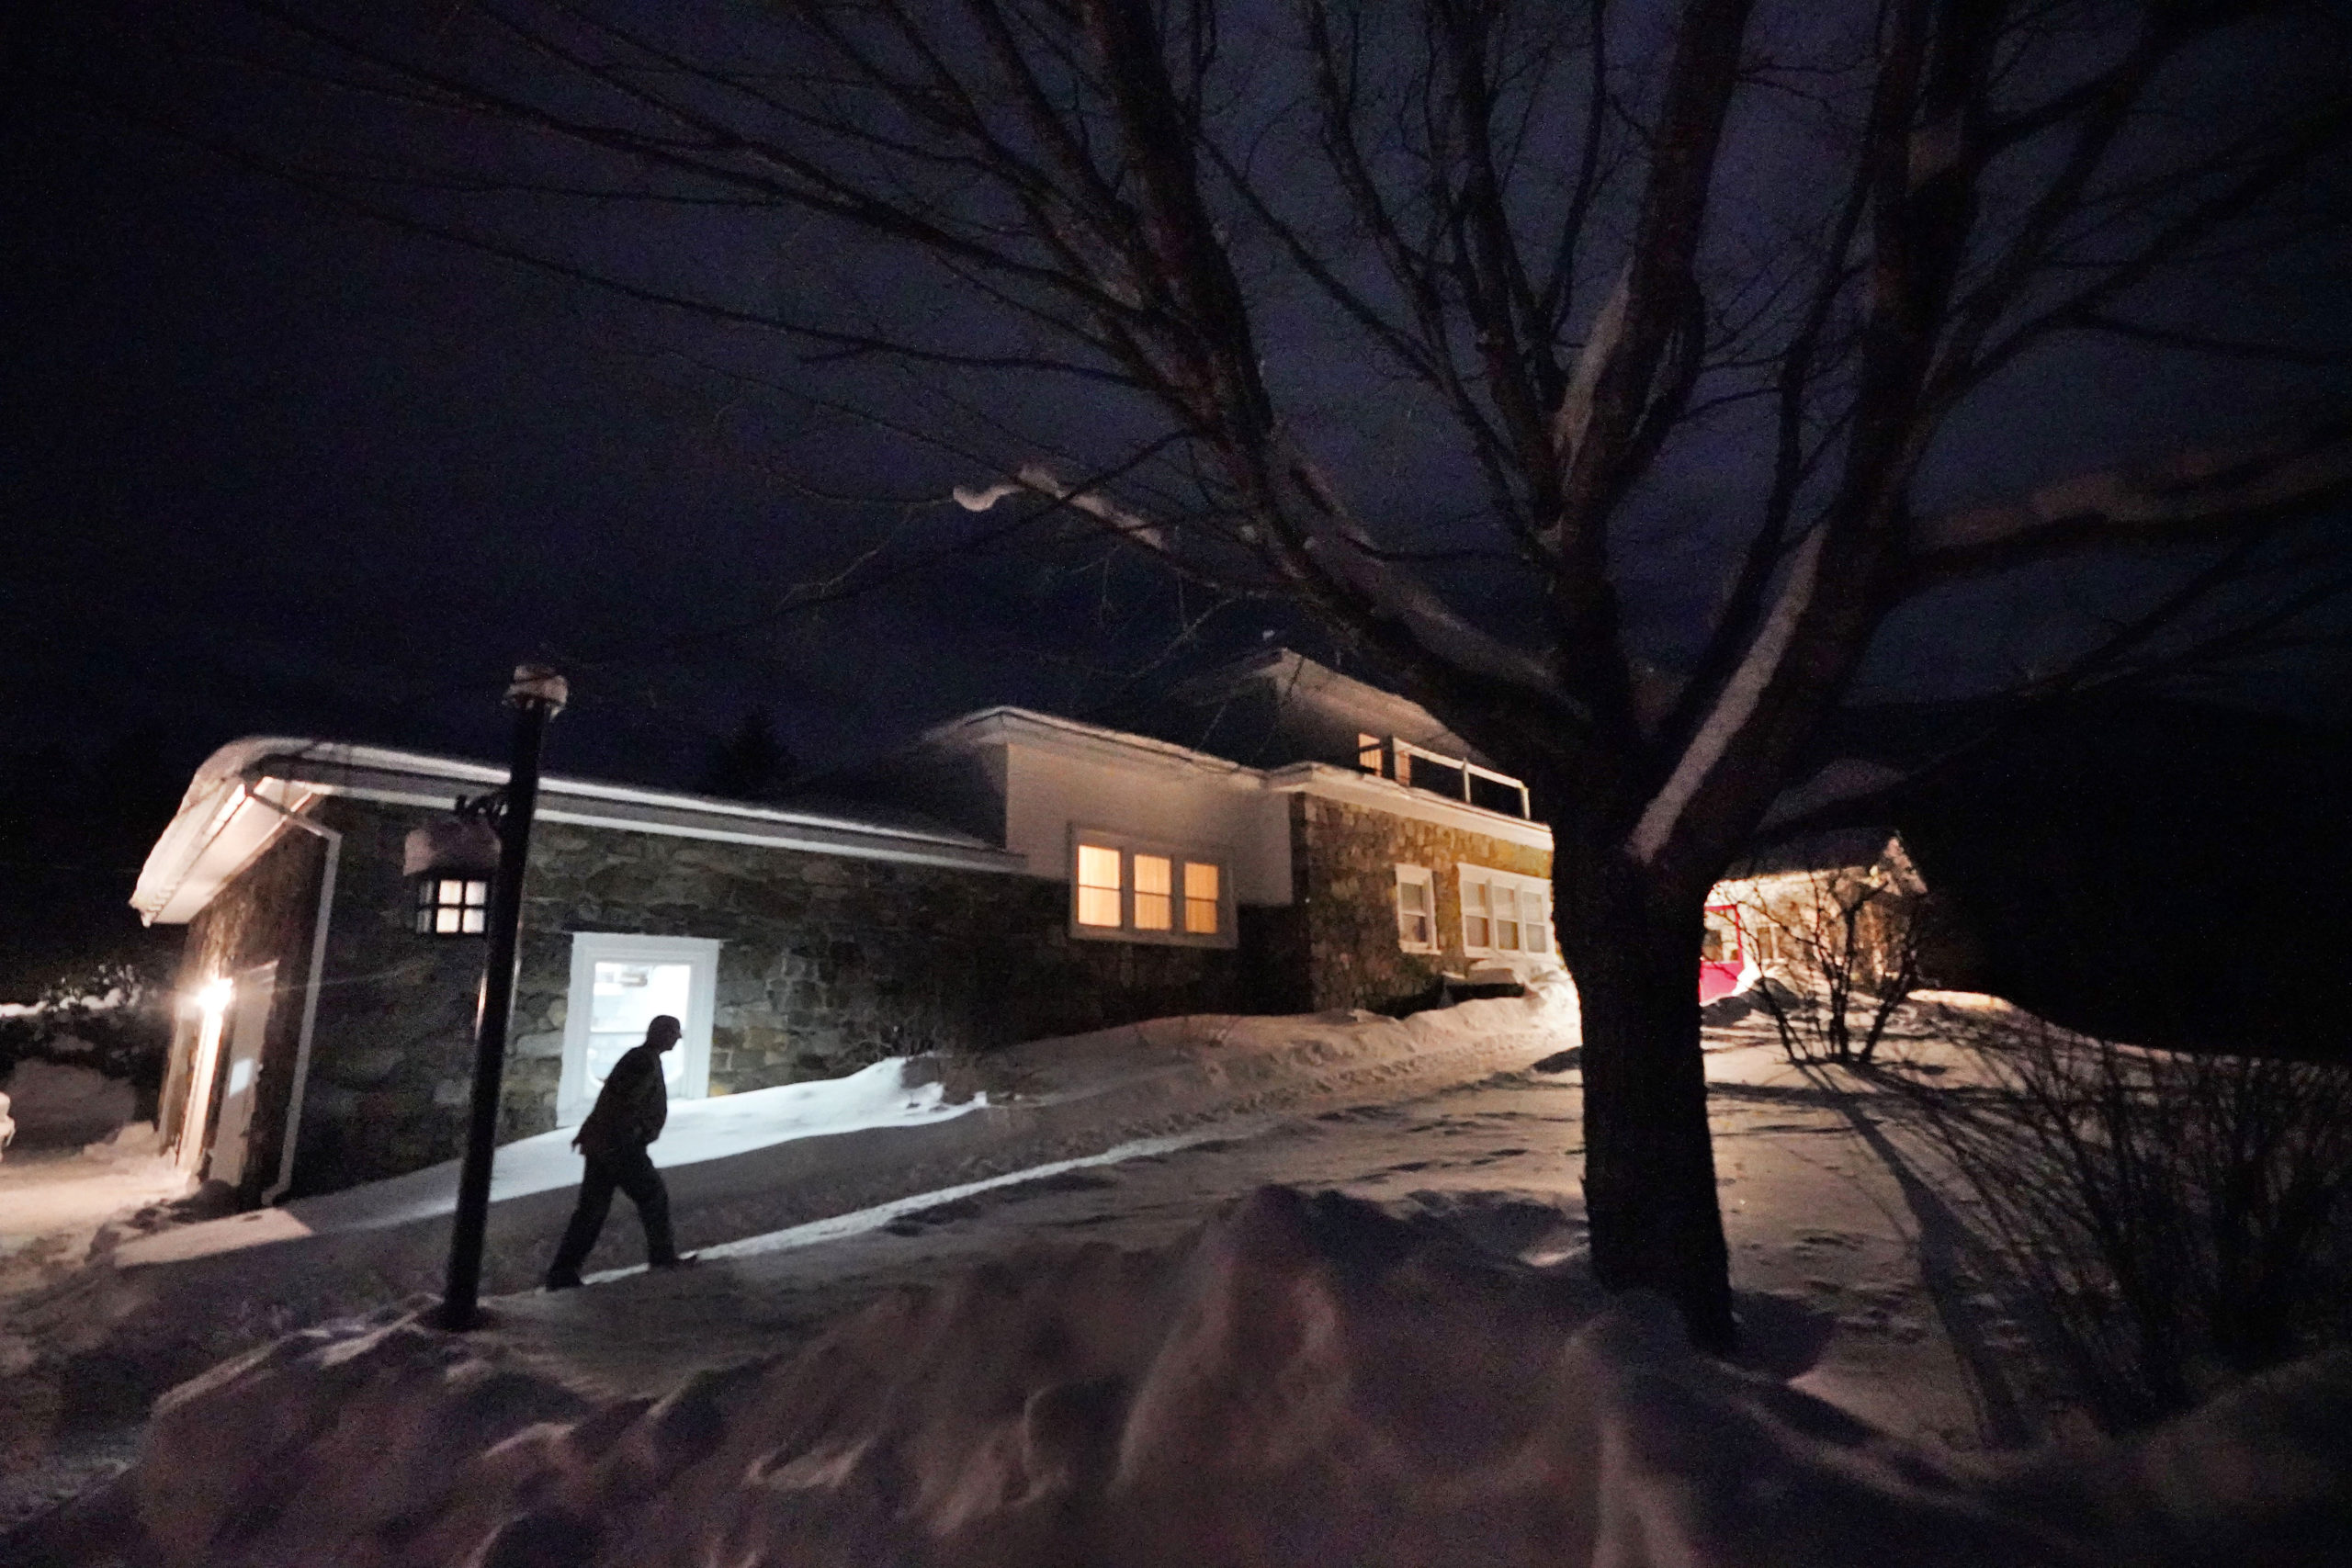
[130, 1186, 2351, 1568]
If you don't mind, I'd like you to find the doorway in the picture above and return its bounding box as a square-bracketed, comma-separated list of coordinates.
[556, 934, 720, 1126]
[210, 964, 277, 1187]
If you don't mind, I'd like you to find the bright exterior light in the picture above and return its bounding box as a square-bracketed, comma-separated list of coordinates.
[195, 977, 234, 1016]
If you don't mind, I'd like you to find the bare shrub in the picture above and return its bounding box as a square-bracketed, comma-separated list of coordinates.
[1898, 1019, 2352, 1429]
[1752, 874, 1925, 1066]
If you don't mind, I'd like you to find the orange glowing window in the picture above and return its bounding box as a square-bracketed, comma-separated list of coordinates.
[1183, 863, 1220, 934]
[1076, 843, 1124, 927]
[1133, 854, 1174, 930]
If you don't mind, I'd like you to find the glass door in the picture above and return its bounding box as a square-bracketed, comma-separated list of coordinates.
[557, 933, 721, 1126]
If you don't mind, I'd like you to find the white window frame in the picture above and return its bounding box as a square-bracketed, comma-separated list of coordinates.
[1458, 865, 1556, 960]
[557, 932, 721, 1127]
[1394, 864, 1438, 953]
[1068, 828, 1237, 949]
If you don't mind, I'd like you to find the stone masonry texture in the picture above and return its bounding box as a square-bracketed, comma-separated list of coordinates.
[170, 788, 1553, 1198]
[1288, 794, 1554, 1013]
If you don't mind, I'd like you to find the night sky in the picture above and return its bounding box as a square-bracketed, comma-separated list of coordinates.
[6, 15, 1306, 791]
[3, 3, 2346, 1005]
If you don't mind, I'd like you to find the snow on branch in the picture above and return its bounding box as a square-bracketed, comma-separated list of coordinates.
[956, 456, 1580, 719]
[1550, 265, 1631, 473]
[1628, 526, 1827, 865]
[1907, 417, 2352, 584]
[954, 464, 1167, 550]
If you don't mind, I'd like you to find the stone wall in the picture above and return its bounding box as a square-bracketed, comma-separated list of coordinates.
[1288, 794, 1553, 1013]
[177, 790, 1539, 1197]
[497, 820, 1272, 1140]
[233, 805, 1272, 1183]
[290, 799, 514, 1192]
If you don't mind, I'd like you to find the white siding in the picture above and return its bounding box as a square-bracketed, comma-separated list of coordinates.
[1001, 742, 1295, 906]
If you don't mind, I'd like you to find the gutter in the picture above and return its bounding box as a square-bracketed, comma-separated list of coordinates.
[239, 787, 344, 1207]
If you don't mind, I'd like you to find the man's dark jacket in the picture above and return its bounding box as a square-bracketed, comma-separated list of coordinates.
[572, 1045, 668, 1161]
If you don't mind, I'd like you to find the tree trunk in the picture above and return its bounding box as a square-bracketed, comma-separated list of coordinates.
[1558, 865, 1736, 1353]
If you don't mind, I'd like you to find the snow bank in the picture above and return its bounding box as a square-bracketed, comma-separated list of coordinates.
[290, 1056, 983, 1235]
[0, 1060, 135, 1150]
[127, 1185, 2351, 1567]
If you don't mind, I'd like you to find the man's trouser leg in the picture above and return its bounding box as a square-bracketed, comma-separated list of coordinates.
[608, 1144, 679, 1266]
[548, 1157, 621, 1281]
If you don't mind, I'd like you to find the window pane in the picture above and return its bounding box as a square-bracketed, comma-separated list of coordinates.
[417, 881, 435, 907]
[461, 908, 487, 934]
[1078, 844, 1122, 889]
[1130, 854, 1172, 930]
[439, 879, 464, 906]
[1465, 916, 1489, 948]
[1183, 863, 1219, 934]
[415, 908, 433, 933]
[435, 907, 461, 934]
[1497, 919, 1520, 951]
[464, 880, 489, 907]
[1076, 844, 1123, 927]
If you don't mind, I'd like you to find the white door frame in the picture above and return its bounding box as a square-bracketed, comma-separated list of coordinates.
[556, 933, 721, 1127]
[210, 962, 277, 1187]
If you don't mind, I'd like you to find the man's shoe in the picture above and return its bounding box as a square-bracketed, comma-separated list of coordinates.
[544, 1269, 583, 1292]
[649, 1253, 698, 1270]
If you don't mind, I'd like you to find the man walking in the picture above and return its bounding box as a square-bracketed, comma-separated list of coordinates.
[545, 1013, 694, 1289]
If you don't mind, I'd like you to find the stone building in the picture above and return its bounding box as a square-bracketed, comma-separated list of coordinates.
[132, 655, 1558, 1202]
[1701, 829, 1976, 1001]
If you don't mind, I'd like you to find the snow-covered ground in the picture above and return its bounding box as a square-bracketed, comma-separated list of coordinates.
[0, 987, 1577, 1537]
[6, 986, 2348, 1564]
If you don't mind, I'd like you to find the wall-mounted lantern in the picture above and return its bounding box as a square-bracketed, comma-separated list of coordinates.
[402, 812, 502, 935]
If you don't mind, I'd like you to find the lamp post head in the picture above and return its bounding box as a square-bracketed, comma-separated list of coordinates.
[507, 664, 569, 713]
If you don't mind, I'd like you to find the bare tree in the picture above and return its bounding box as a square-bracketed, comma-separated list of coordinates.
[1749, 869, 1926, 1066]
[76, 0, 2352, 1346]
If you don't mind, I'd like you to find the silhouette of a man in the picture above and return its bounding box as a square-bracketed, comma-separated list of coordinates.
[545, 1014, 694, 1289]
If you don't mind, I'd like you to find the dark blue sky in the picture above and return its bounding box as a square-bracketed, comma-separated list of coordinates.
[6, 4, 2346, 798]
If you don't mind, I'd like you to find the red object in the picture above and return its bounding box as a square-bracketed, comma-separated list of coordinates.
[1699, 903, 1747, 1002]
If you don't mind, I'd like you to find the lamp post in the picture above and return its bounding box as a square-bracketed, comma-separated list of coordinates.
[436, 663, 567, 1331]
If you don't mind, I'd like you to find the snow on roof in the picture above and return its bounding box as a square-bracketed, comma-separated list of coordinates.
[917, 705, 1265, 781]
[131, 737, 1024, 926]
[1726, 827, 1909, 880]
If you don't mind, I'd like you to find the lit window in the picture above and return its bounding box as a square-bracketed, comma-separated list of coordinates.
[1134, 854, 1174, 931]
[1072, 837, 1231, 945]
[1076, 844, 1124, 927]
[1463, 878, 1490, 950]
[1184, 863, 1220, 935]
[1395, 865, 1435, 951]
[416, 877, 490, 935]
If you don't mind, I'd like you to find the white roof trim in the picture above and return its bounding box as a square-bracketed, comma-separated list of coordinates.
[1268, 762, 1555, 852]
[921, 705, 1264, 784]
[133, 738, 1024, 926]
[922, 706, 1551, 850]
